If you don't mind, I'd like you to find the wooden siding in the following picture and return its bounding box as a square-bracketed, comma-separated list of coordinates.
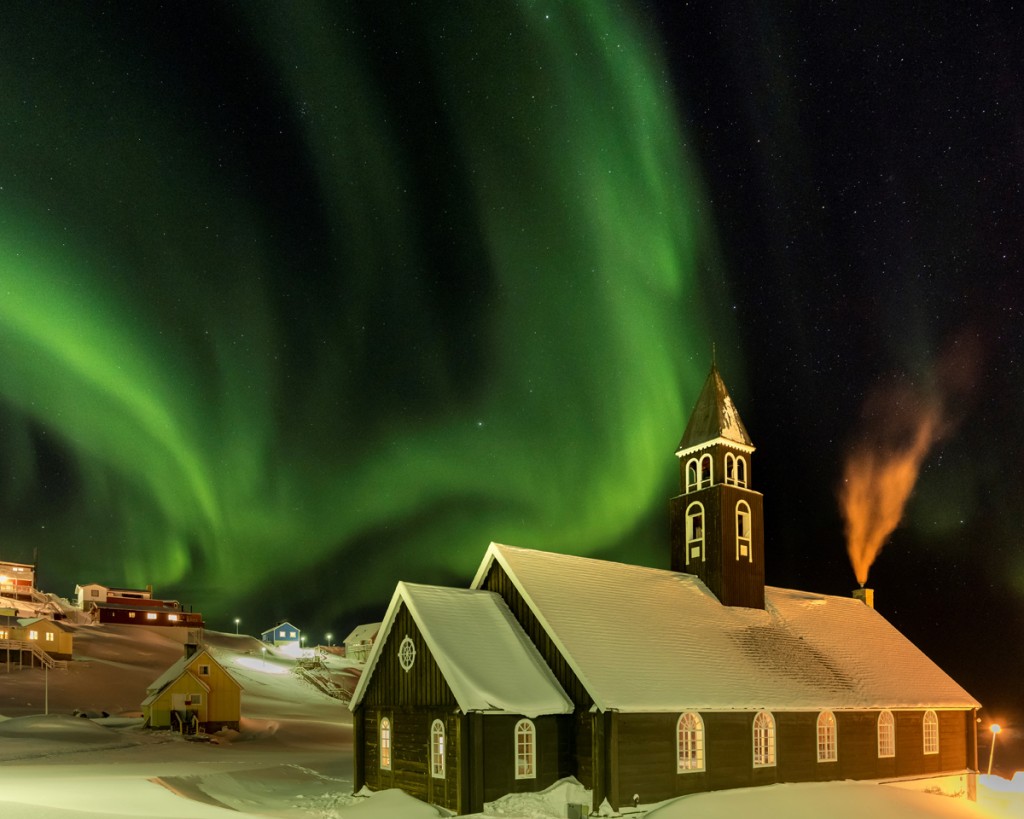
[361, 603, 458, 709]
[479, 563, 592, 710]
[609, 709, 974, 810]
[668, 482, 765, 609]
[479, 715, 574, 803]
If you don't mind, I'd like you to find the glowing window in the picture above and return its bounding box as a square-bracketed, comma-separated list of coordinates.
[398, 636, 416, 671]
[817, 711, 837, 762]
[685, 502, 705, 566]
[515, 719, 536, 779]
[380, 718, 392, 770]
[431, 720, 446, 778]
[753, 711, 776, 767]
[699, 454, 712, 488]
[677, 712, 705, 772]
[168, 614, 179, 622]
[736, 501, 752, 562]
[290, 631, 297, 638]
[877, 710, 895, 758]
[279, 629, 286, 637]
[923, 710, 939, 755]
[0, 629, 7, 639]
[128, 612, 136, 618]
[45, 632, 55, 642]
[146, 613, 158, 620]
[28, 630, 38, 640]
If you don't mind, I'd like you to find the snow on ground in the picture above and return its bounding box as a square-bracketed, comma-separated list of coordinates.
[0, 621, 1022, 818]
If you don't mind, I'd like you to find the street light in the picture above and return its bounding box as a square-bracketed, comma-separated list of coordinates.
[988, 723, 1002, 776]
[326, 632, 333, 647]
[261, 646, 267, 668]
[234, 617, 241, 635]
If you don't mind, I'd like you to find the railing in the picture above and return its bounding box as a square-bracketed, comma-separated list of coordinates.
[0, 639, 69, 670]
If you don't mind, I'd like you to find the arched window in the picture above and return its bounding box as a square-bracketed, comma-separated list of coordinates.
[686, 459, 699, 492]
[735, 456, 747, 487]
[515, 719, 536, 779]
[736, 501, 752, 562]
[699, 454, 713, 488]
[380, 718, 392, 770]
[877, 710, 895, 758]
[677, 712, 705, 772]
[923, 710, 939, 755]
[685, 502, 705, 566]
[431, 719, 446, 777]
[753, 711, 776, 767]
[725, 453, 736, 484]
[817, 710, 837, 762]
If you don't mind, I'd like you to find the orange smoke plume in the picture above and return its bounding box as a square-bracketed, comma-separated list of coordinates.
[839, 396, 942, 586]
[839, 332, 981, 586]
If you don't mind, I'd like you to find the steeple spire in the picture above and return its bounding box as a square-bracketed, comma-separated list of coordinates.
[676, 361, 753, 456]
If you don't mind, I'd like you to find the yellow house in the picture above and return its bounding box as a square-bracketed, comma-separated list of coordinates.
[142, 645, 242, 733]
[15, 617, 74, 661]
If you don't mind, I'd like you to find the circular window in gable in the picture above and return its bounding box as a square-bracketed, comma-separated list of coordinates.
[398, 635, 416, 672]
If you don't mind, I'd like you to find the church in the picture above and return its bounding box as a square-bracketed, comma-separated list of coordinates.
[349, 363, 979, 815]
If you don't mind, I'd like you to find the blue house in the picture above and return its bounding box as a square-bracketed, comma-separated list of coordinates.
[261, 621, 301, 648]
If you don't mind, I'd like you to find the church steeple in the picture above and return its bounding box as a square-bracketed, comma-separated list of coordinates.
[669, 362, 765, 609]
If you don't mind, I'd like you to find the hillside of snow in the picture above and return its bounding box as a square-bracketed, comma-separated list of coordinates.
[0, 617, 1021, 818]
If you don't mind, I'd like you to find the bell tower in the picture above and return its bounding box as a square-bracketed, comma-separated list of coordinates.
[669, 361, 765, 608]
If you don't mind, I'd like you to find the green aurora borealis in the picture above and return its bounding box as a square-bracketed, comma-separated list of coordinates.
[0, 3, 728, 627]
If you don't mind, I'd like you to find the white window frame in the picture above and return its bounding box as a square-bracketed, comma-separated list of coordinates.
[923, 710, 939, 755]
[735, 455, 747, 487]
[189, 693, 203, 705]
[736, 500, 752, 562]
[198, 664, 210, 676]
[28, 630, 38, 640]
[45, 632, 55, 642]
[699, 454, 713, 488]
[515, 719, 536, 779]
[677, 712, 705, 772]
[431, 719, 446, 778]
[685, 458, 699, 492]
[380, 717, 392, 770]
[685, 501, 705, 566]
[877, 710, 895, 758]
[398, 636, 416, 672]
[817, 710, 837, 762]
[753, 711, 776, 767]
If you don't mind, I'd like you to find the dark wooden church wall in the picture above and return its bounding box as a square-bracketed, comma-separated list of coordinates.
[479, 715, 574, 803]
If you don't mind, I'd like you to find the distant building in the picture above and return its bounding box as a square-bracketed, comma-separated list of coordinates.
[0, 560, 36, 601]
[261, 621, 301, 648]
[142, 643, 242, 733]
[76, 583, 204, 628]
[343, 623, 381, 663]
[350, 362, 980, 815]
[0, 608, 72, 667]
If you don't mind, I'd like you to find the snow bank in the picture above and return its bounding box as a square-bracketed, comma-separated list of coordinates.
[0, 714, 125, 743]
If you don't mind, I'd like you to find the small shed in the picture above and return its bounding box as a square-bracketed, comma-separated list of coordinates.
[343, 622, 381, 663]
[261, 621, 301, 647]
[142, 645, 242, 733]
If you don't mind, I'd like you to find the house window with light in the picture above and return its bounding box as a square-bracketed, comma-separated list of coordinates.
[0, 629, 7, 639]
[279, 629, 286, 637]
[685, 502, 705, 565]
[380, 718, 392, 770]
[677, 712, 705, 772]
[168, 614, 179, 622]
[923, 710, 939, 755]
[515, 719, 536, 779]
[736, 501, 752, 561]
[45, 632, 55, 642]
[431, 720, 446, 778]
[29, 630, 38, 640]
[753, 711, 776, 767]
[146, 613, 158, 620]
[877, 710, 895, 758]
[817, 710, 837, 762]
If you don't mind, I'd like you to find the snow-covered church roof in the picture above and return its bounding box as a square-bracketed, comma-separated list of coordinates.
[351, 582, 573, 718]
[471, 543, 979, 713]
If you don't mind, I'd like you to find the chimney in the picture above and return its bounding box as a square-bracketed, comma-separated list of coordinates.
[852, 587, 875, 608]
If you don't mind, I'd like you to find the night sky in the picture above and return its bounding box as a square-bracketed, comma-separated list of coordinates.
[1, 3, 1021, 770]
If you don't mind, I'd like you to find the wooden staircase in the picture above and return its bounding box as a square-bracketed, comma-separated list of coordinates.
[0, 638, 69, 670]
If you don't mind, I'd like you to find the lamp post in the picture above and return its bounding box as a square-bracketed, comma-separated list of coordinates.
[234, 617, 240, 635]
[326, 632, 333, 647]
[261, 646, 267, 668]
[987, 724, 1001, 776]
